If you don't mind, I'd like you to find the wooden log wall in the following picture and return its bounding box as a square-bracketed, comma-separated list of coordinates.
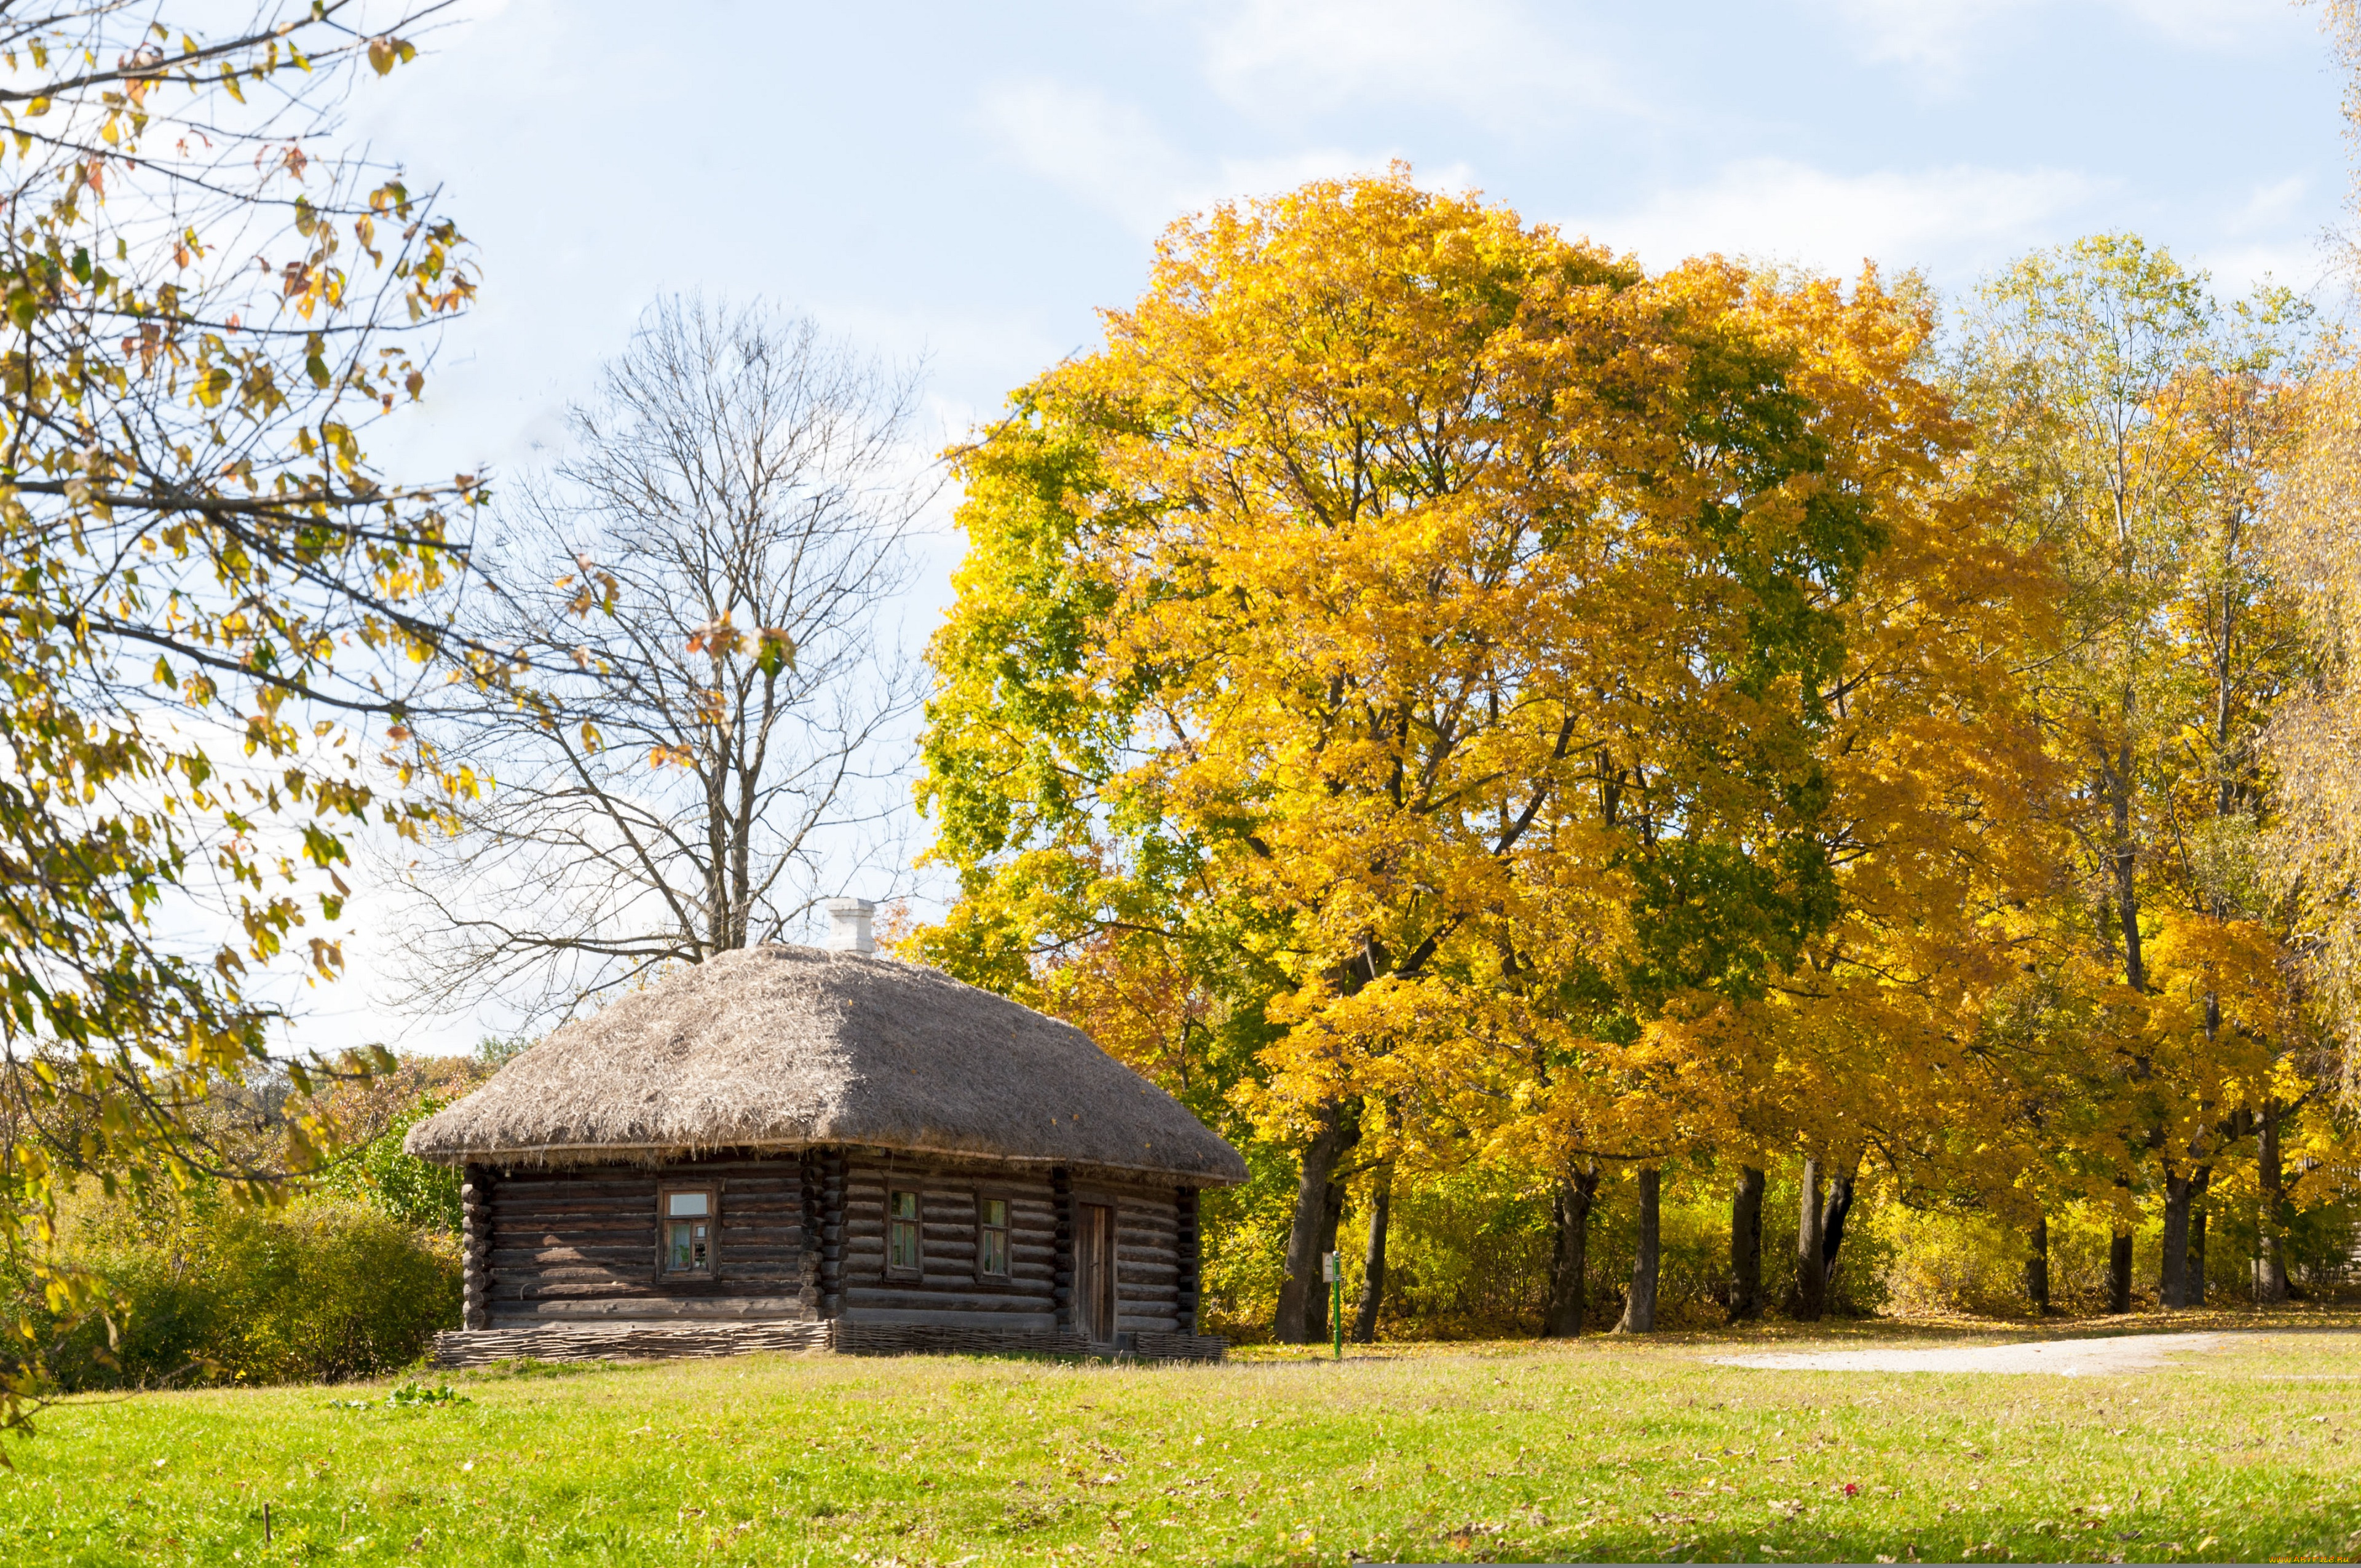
[837, 1154, 1061, 1329]
[1175, 1186, 1201, 1335]
[800, 1147, 845, 1317]
[461, 1165, 490, 1331]
[482, 1158, 812, 1324]
[825, 1155, 1209, 1339]
[1112, 1187, 1183, 1336]
[1051, 1166, 1075, 1334]
[467, 1149, 1224, 1339]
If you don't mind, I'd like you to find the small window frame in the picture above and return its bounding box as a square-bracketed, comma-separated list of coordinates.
[658, 1184, 719, 1279]
[975, 1192, 1013, 1282]
[886, 1186, 923, 1278]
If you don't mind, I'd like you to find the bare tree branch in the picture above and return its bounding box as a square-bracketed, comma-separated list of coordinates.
[385, 297, 933, 1026]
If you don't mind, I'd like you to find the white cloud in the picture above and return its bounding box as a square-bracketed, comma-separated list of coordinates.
[1818, 0, 2301, 77]
[2194, 240, 2339, 294]
[1573, 157, 2104, 277]
[2108, 0, 2295, 47]
[2196, 177, 2344, 293]
[2228, 175, 2310, 235]
[978, 78, 1393, 236]
[1196, 0, 1629, 130]
[1821, 0, 2033, 73]
[977, 82, 1200, 235]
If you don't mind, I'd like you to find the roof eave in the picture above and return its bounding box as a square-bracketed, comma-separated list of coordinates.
[410, 1134, 1246, 1186]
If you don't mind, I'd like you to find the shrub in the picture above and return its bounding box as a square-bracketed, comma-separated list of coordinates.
[1873, 1203, 2043, 1317]
[1205, 1156, 1903, 1342]
[1377, 1164, 1554, 1337]
[1870, 1184, 2361, 1317]
[315, 1093, 464, 1234]
[1198, 1142, 1302, 1340]
[31, 1187, 460, 1390]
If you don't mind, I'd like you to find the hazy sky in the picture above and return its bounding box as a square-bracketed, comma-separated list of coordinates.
[309, 0, 2353, 1053]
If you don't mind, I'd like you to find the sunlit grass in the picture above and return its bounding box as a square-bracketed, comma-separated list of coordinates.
[6, 1310, 2359, 1566]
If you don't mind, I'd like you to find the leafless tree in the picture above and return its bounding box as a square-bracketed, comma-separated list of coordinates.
[387, 298, 931, 1025]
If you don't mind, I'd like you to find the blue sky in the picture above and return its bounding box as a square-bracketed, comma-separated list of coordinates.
[317, 0, 2352, 1052]
[361, 0, 2350, 481]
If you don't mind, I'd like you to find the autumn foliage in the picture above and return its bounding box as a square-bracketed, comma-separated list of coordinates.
[919, 170, 2360, 1339]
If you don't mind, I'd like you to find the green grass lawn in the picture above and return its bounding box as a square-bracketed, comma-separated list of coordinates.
[6, 1310, 2360, 1567]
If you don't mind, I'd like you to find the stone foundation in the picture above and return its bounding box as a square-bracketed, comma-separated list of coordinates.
[427, 1320, 1226, 1368]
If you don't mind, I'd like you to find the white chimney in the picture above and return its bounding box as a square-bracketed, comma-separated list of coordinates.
[823, 898, 876, 954]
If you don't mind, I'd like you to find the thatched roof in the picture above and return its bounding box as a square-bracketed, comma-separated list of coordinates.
[405, 944, 1245, 1184]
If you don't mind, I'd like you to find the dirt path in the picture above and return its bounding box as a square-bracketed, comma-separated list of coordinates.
[1704, 1330, 2241, 1375]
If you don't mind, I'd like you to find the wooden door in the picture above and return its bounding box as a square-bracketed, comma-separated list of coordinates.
[1077, 1203, 1116, 1344]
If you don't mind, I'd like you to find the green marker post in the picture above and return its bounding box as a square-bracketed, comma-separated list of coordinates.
[1324, 1251, 1342, 1360]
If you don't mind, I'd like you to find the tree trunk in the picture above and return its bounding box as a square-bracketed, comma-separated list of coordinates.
[2187, 1165, 2211, 1308]
[2025, 1211, 2050, 1317]
[1543, 1165, 1600, 1337]
[1820, 1163, 1859, 1278]
[1304, 1171, 1348, 1342]
[2109, 1173, 2134, 1314]
[1351, 1167, 1390, 1344]
[1274, 1102, 1361, 1343]
[2108, 743, 2147, 994]
[1788, 1158, 1827, 1321]
[1728, 1166, 1765, 1323]
[2256, 1099, 2290, 1304]
[1618, 1167, 1661, 1334]
[2160, 1167, 2196, 1309]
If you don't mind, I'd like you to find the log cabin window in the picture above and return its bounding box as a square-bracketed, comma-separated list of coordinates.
[976, 1196, 1010, 1278]
[887, 1188, 922, 1274]
[662, 1187, 716, 1275]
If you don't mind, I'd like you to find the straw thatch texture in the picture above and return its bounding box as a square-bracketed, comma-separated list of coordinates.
[405, 944, 1245, 1183]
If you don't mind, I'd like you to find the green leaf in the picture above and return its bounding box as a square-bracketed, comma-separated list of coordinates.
[755, 628, 797, 677]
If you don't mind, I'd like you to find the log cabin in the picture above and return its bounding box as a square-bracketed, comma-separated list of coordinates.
[405, 901, 1246, 1366]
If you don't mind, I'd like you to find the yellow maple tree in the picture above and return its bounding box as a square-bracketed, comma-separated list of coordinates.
[921, 168, 2044, 1336]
